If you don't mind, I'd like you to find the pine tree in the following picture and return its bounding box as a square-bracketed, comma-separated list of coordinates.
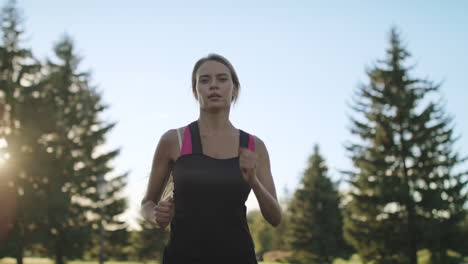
[37, 35, 129, 264]
[0, 3, 128, 263]
[287, 145, 347, 264]
[343, 28, 468, 264]
[0, 1, 44, 263]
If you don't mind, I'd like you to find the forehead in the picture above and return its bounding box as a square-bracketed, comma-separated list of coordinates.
[196, 60, 230, 77]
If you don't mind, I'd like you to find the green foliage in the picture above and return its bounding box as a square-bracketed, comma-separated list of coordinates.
[36, 34, 128, 264]
[286, 145, 350, 264]
[0, 1, 44, 262]
[0, 2, 128, 264]
[343, 27, 468, 264]
[247, 205, 290, 261]
[129, 217, 168, 262]
[248, 210, 273, 257]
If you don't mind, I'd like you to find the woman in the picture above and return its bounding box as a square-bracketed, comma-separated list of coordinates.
[140, 54, 282, 263]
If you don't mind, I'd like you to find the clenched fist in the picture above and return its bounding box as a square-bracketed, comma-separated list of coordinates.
[239, 147, 259, 187]
[141, 197, 174, 229]
[154, 197, 174, 228]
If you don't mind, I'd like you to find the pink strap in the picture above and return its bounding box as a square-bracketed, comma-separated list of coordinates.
[180, 126, 192, 155]
[248, 134, 255, 152]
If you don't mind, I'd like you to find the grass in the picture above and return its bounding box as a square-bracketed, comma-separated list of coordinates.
[1, 258, 54, 264]
[1, 258, 283, 264]
[332, 254, 363, 264]
[0, 259, 152, 264]
[2, 253, 467, 264]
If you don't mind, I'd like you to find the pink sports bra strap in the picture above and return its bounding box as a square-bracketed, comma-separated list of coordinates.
[180, 126, 192, 155]
[248, 134, 255, 152]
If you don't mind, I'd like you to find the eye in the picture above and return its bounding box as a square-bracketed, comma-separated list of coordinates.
[199, 79, 209, 84]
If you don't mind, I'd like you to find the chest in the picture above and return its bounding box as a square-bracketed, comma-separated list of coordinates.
[199, 133, 240, 159]
[173, 155, 251, 205]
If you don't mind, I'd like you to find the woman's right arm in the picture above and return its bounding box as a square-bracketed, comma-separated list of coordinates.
[140, 130, 176, 226]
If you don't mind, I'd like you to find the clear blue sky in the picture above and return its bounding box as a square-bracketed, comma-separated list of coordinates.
[11, 0, 468, 229]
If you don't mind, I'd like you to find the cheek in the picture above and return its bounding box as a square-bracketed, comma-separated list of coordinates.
[222, 84, 235, 96]
[196, 85, 208, 98]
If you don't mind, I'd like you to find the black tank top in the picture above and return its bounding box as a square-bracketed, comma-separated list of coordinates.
[162, 121, 258, 264]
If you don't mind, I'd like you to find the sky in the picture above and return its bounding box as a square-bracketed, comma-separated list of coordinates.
[7, 0, 468, 229]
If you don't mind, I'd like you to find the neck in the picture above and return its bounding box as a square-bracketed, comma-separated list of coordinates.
[198, 108, 234, 135]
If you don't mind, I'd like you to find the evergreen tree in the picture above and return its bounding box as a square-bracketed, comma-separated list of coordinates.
[0, 1, 44, 263]
[287, 145, 347, 264]
[0, 3, 127, 263]
[38, 35, 129, 264]
[343, 28, 468, 264]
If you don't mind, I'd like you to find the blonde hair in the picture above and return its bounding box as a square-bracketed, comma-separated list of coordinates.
[156, 173, 174, 231]
[161, 174, 174, 202]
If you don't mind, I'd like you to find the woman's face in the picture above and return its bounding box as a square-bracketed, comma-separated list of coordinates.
[195, 60, 237, 111]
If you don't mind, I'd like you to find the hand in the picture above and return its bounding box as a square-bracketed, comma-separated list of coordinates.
[154, 197, 174, 228]
[239, 147, 259, 187]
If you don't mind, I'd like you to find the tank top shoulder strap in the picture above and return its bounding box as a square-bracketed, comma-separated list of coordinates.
[180, 121, 203, 155]
[189, 121, 203, 154]
[239, 129, 256, 152]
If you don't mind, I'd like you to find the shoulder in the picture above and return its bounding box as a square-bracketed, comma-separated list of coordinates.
[157, 126, 186, 155]
[160, 126, 186, 142]
[159, 129, 177, 145]
[252, 135, 267, 152]
[242, 131, 267, 154]
[248, 134, 271, 167]
[155, 126, 188, 162]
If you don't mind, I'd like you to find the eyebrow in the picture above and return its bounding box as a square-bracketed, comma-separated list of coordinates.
[199, 73, 229, 78]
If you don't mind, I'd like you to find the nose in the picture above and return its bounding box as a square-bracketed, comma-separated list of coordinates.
[209, 79, 219, 90]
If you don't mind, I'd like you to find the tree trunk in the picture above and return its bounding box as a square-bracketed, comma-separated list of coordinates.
[15, 247, 23, 264]
[15, 224, 24, 264]
[398, 114, 418, 264]
[55, 236, 64, 264]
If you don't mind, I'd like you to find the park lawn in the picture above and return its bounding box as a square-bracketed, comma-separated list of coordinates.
[0, 259, 149, 264]
[2, 251, 467, 264]
[0, 258, 284, 264]
[332, 250, 468, 264]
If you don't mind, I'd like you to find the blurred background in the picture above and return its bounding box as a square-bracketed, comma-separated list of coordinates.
[0, 0, 467, 263]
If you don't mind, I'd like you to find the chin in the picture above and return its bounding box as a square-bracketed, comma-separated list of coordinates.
[202, 104, 230, 112]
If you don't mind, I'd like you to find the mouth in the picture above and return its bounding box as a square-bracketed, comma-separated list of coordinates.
[208, 94, 222, 99]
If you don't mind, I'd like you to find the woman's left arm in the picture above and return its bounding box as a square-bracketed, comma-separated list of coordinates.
[239, 137, 282, 227]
